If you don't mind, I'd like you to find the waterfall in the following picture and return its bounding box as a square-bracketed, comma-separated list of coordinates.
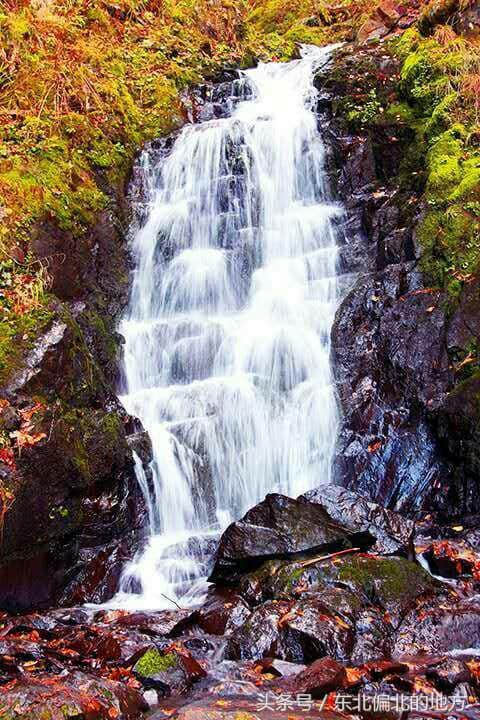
[113, 45, 341, 609]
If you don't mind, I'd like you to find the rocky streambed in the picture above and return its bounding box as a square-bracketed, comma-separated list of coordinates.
[2, 487, 480, 719]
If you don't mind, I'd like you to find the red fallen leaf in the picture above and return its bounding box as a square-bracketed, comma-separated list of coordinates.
[400, 288, 435, 300]
[84, 698, 104, 712]
[19, 402, 45, 423]
[0, 448, 15, 469]
[278, 609, 302, 628]
[345, 666, 365, 684]
[368, 440, 382, 453]
[126, 676, 141, 688]
[108, 708, 119, 718]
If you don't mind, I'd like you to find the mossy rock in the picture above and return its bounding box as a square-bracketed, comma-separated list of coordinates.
[133, 648, 178, 678]
[242, 554, 435, 622]
[54, 406, 128, 487]
[336, 555, 435, 608]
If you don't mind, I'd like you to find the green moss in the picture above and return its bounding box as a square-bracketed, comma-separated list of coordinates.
[346, 89, 383, 128]
[59, 406, 124, 484]
[425, 92, 458, 137]
[418, 206, 479, 296]
[337, 556, 433, 603]
[60, 705, 82, 719]
[382, 101, 417, 125]
[134, 649, 178, 677]
[400, 49, 437, 114]
[416, 128, 480, 295]
[426, 133, 463, 195]
[450, 164, 480, 202]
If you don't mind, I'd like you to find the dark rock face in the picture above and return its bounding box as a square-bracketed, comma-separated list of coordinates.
[0, 175, 148, 611]
[319, 46, 479, 518]
[210, 493, 376, 583]
[331, 263, 453, 515]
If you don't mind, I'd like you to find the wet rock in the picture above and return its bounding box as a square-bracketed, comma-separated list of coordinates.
[394, 597, 480, 656]
[262, 658, 307, 677]
[244, 553, 434, 629]
[278, 595, 355, 664]
[196, 589, 251, 635]
[338, 136, 377, 194]
[226, 591, 356, 665]
[0, 670, 148, 719]
[436, 373, 480, 514]
[332, 262, 454, 516]
[417, 537, 480, 581]
[127, 430, 153, 467]
[6, 319, 69, 394]
[210, 493, 375, 583]
[426, 657, 471, 692]
[350, 608, 393, 665]
[0, 401, 144, 611]
[98, 609, 195, 638]
[301, 484, 414, 556]
[133, 646, 206, 696]
[329, 555, 435, 626]
[279, 657, 347, 697]
[224, 600, 291, 661]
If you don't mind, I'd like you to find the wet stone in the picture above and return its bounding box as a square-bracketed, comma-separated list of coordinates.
[210, 493, 376, 584]
[133, 646, 206, 697]
[276, 657, 348, 698]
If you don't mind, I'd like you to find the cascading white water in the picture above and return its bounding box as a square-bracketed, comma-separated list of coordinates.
[113, 45, 342, 609]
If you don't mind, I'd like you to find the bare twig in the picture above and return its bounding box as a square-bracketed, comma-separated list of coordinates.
[299, 547, 361, 569]
[160, 592, 183, 610]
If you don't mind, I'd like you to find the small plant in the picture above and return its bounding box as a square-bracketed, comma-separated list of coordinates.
[346, 89, 382, 127]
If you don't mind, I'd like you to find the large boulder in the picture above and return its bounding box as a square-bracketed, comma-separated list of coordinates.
[209, 493, 376, 584]
[301, 484, 415, 556]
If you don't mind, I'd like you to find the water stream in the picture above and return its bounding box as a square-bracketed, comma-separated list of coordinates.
[113, 45, 342, 610]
